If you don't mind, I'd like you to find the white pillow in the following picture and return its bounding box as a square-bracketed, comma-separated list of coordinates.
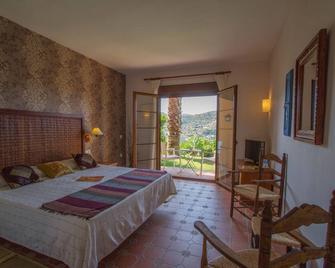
[0, 174, 7, 187]
[61, 159, 80, 170]
[0, 185, 10, 191]
[31, 165, 47, 180]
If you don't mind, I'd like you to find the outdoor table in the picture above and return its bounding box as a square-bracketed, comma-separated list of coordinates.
[178, 148, 204, 176]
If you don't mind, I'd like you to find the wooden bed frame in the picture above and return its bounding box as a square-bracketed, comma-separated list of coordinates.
[0, 109, 83, 170]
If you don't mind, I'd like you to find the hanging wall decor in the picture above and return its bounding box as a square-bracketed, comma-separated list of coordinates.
[284, 69, 294, 136]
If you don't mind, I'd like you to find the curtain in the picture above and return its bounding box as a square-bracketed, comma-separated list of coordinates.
[149, 79, 161, 94]
[214, 73, 229, 91]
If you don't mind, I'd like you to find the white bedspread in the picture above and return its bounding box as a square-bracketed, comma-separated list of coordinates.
[0, 165, 176, 268]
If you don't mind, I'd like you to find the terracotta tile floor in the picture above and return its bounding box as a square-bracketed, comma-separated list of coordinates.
[102, 179, 252, 268]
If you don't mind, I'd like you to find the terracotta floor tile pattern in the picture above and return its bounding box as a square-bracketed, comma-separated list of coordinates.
[102, 179, 253, 268]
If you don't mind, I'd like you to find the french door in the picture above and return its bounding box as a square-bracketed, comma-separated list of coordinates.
[132, 92, 160, 169]
[215, 85, 238, 188]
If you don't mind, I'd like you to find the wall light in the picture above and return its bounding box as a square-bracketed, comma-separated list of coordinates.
[84, 127, 103, 144]
[262, 99, 271, 113]
[143, 112, 150, 118]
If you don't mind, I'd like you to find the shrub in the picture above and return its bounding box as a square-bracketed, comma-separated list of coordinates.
[180, 135, 215, 157]
[160, 114, 168, 143]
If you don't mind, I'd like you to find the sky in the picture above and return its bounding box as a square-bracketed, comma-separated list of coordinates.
[161, 96, 217, 115]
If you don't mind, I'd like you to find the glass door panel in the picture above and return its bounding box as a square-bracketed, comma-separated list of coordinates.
[215, 86, 237, 189]
[133, 92, 159, 169]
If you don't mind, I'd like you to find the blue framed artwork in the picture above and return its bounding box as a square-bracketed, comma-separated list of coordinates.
[283, 69, 293, 136]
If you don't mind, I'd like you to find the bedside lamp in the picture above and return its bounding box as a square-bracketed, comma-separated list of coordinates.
[84, 127, 103, 144]
[92, 127, 103, 137]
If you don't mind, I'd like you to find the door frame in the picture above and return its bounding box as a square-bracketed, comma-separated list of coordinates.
[132, 91, 160, 169]
[215, 85, 238, 184]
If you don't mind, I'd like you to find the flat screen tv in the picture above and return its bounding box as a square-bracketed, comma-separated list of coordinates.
[245, 139, 265, 164]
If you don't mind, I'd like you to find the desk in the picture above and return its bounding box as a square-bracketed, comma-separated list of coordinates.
[237, 159, 273, 188]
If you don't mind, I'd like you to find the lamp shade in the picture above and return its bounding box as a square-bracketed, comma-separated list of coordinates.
[91, 127, 103, 136]
[262, 99, 271, 113]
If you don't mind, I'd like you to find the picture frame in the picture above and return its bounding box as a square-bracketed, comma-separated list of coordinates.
[284, 69, 294, 136]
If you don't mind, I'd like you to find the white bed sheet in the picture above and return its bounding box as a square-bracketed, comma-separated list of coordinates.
[0, 165, 176, 268]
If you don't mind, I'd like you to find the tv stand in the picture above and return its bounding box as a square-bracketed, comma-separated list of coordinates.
[236, 159, 273, 186]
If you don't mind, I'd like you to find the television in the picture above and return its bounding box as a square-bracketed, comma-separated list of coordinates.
[245, 139, 265, 164]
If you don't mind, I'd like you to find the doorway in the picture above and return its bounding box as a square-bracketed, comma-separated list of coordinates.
[160, 96, 217, 180]
[132, 84, 238, 185]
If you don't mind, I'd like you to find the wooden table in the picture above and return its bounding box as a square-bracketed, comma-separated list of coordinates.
[237, 159, 273, 188]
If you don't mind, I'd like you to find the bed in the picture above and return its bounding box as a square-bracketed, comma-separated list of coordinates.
[0, 109, 176, 268]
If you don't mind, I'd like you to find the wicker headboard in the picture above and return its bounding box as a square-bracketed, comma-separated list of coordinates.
[0, 109, 83, 169]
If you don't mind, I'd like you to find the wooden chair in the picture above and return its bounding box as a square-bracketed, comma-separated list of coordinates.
[230, 152, 287, 219]
[194, 191, 335, 268]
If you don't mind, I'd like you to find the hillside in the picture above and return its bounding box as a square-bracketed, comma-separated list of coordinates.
[181, 111, 216, 140]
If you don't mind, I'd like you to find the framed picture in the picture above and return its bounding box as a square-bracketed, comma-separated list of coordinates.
[284, 69, 294, 136]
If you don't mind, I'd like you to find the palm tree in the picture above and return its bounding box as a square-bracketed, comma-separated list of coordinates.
[168, 97, 182, 151]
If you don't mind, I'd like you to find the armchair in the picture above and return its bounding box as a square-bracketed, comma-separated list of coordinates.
[194, 191, 335, 268]
[230, 153, 287, 219]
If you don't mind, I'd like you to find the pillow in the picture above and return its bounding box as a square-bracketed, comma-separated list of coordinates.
[0, 174, 7, 187]
[37, 161, 73, 178]
[2, 165, 39, 189]
[72, 153, 97, 169]
[61, 159, 80, 170]
[0, 185, 10, 191]
[31, 165, 47, 179]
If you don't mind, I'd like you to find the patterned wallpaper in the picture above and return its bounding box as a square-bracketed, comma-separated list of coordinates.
[0, 16, 126, 165]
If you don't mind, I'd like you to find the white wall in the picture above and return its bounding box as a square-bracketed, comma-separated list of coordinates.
[126, 61, 270, 165]
[269, 0, 335, 264]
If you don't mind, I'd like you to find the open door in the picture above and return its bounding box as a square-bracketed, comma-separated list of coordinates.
[132, 92, 160, 169]
[215, 85, 238, 189]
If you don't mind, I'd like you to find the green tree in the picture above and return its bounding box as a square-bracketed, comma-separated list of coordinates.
[160, 114, 168, 143]
[180, 135, 215, 157]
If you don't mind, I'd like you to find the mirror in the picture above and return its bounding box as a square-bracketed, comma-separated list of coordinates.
[294, 29, 328, 145]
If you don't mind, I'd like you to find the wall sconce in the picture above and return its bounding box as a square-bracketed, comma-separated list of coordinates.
[224, 113, 232, 122]
[143, 112, 150, 118]
[84, 127, 103, 143]
[262, 99, 271, 113]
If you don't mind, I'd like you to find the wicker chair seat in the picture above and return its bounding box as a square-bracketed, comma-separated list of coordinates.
[234, 184, 280, 201]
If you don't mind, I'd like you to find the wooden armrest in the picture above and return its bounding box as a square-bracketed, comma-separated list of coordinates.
[270, 247, 327, 268]
[288, 230, 317, 248]
[194, 221, 249, 268]
[252, 179, 281, 184]
[228, 170, 241, 174]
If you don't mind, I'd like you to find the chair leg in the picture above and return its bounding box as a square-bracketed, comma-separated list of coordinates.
[201, 238, 208, 268]
[230, 191, 234, 217]
[295, 246, 307, 268]
[251, 232, 260, 249]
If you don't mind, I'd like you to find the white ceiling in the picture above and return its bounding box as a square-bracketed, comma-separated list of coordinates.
[0, 0, 289, 73]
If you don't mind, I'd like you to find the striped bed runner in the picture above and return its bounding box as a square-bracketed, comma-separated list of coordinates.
[41, 169, 167, 219]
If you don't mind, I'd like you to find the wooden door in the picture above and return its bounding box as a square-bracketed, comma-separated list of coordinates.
[132, 92, 160, 169]
[215, 85, 238, 188]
